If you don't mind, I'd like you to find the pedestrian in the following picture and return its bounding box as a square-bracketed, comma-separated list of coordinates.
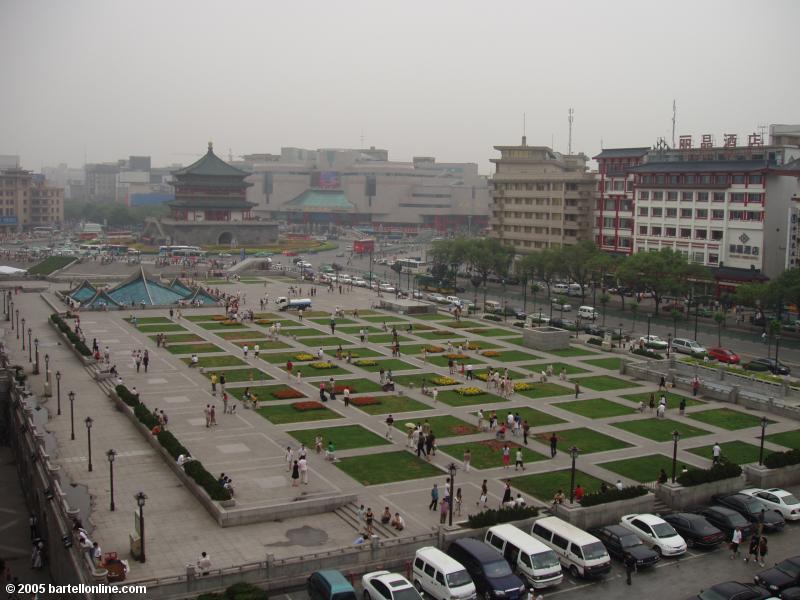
[135, 353, 142, 372]
[343, 387, 350, 407]
[501, 481, 512, 507]
[478, 480, 488, 509]
[679, 397, 686, 416]
[210, 372, 218, 396]
[730, 527, 742, 559]
[197, 552, 212, 576]
[574, 483, 584, 502]
[429, 483, 439, 511]
[291, 460, 300, 486]
[758, 536, 768, 567]
[243, 344, 249, 358]
[549, 432, 559, 458]
[204, 404, 211, 428]
[298, 456, 308, 485]
[432, 387, 438, 403]
[254, 343, 260, 358]
[209, 405, 216, 426]
[286, 360, 293, 378]
[658, 376, 666, 390]
[385, 414, 394, 439]
[222, 391, 229, 414]
[142, 350, 149, 373]
[515, 448, 525, 471]
[285, 446, 294, 472]
[501, 444, 511, 469]
[439, 498, 449, 524]
[625, 552, 636, 585]
[463, 448, 471, 472]
[745, 533, 760, 563]
[365, 507, 374, 536]
[574, 381, 580, 398]
[417, 433, 427, 458]
[455, 488, 463, 516]
[522, 420, 530, 445]
[219, 373, 226, 394]
[712, 442, 722, 465]
[692, 376, 700, 397]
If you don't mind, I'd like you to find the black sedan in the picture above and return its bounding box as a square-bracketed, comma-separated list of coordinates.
[589, 524, 660, 568]
[744, 357, 791, 375]
[712, 494, 786, 532]
[779, 588, 800, 600]
[686, 581, 771, 600]
[695, 506, 754, 539]
[662, 513, 725, 549]
[583, 323, 606, 336]
[754, 556, 800, 594]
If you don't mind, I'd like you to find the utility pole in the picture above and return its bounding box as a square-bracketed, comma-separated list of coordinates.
[672, 100, 677, 148]
[568, 108, 574, 155]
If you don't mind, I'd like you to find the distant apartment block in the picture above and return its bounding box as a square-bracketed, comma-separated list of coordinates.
[0, 169, 64, 231]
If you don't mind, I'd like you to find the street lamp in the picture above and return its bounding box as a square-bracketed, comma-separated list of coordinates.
[33, 338, 39, 375]
[107, 449, 117, 511]
[15, 309, 19, 337]
[758, 416, 769, 466]
[21, 317, 25, 347]
[647, 315, 652, 339]
[56, 371, 61, 416]
[568, 446, 580, 503]
[135, 492, 147, 562]
[667, 333, 672, 358]
[68, 391, 75, 440]
[671, 430, 681, 483]
[28, 328, 32, 364]
[45, 354, 50, 383]
[85, 416, 93, 472]
[448, 463, 456, 526]
[618, 323, 624, 348]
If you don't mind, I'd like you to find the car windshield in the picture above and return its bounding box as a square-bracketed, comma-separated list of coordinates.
[485, 560, 513, 578]
[582, 542, 608, 560]
[446, 570, 473, 588]
[619, 534, 643, 549]
[782, 494, 799, 505]
[778, 560, 800, 578]
[393, 588, 422, 600]
[652, 523, 678, 538]
[531, 551, 560, 570]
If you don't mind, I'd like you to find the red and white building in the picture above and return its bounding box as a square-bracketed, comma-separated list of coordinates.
[593, 148, 648, 254]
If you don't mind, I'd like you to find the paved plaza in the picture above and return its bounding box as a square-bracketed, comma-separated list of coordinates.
[4, 274, 800, 592]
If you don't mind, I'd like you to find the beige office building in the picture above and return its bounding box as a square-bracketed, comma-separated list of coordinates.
[0, 169, 64, 232]
[489, 139, 594, 252]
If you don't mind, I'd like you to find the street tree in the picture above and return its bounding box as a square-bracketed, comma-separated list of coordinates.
[713, 311, 726, 346]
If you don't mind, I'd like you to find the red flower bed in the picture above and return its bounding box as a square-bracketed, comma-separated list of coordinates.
[271, 388, 304, 400]
[449, 424, 478, 435]
[351, 396, 380, 406]
[292, 401, 326, 411]
[334, 384, 355, 394]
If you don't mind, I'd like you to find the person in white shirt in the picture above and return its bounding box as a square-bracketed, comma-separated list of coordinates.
[712, 442, 722, 464]
[730, 527, 743, 559]
[197, 552, 212, 576]
[285, 446, 294, 472]
[298, 457, 309, 485]
[615, 480, 624, 491]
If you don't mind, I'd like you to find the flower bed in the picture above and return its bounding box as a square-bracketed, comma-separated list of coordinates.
[476, 372, 491, 382]
[456, 386, 485, 396]
[445, 353, 469, 360]
[334, 384, 355, 394]
[272, 388, 304, 400]
[351, 396, 380, 406]
[292, 401, 326, 411]
[254, 319, 273, 325]
[310, 361, 336, 370]
[222, 320, 240, 326]
[513, 382, 535, 392]
[431, 376, 458, 385]
[481, 350, 502, 357]
[293, 353, 315, 361]
[425, 345, 445, 353]
[354, 359, 378, 367]
[466, 342, 484, 350]
[212, 315, 228, 321]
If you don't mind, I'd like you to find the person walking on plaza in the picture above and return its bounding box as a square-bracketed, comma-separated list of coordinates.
[745, 533, 760, 563]
[692, 375, 700, 397]
[439, 498, 449, 524]
[286, 360, 293, 378]
[478, 480, 488, 509]
[298, 456, 308, 485]
[210, 372, 218, 396]
[730, 526, 743, 559]
[209, 405, 216, 426]
[429, 483, 439, 511]
[522, 420, 530, 445]
[625, 552, 636, 585]
[343, 387, 351, 407]
[679, 396, 687, 416]
[501, 443, 511, 469]
[142, 350, 149, 373]
[385, 414, 394, 440]
[515, 448, 525, 471]
[712, 442, 722, 465]
[758, 536, 768, 567]
[285, 446, 294, 472]
[417, 432, 427, 458]
[330, 318, 336, 335]
[549, 432, 559, 458]
[291, 460, 300, 487]
[574, 381, 581, 398]
[204, 405, 211, 428]
[463, 448, 471, 472]
[501, 481, 512, 507]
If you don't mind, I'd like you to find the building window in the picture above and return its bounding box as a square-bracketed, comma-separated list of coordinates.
[685, 175, 696, 184]
[750, 174, 763, 185]
[656, 175, 665, 185]
[696, 209, 708, 219]
[669, 175, 680, 184]
[639, 225, 648, 235]
[653, 191, 663, 201]
[639, 191, 650, 201]
[701, 175, 712, 184]
[665, 227, 676, 237]
[711, 209, 725, 220]
[620, 200, 633, 212]
[730, 193, 745, 203]
[638, 207, 649, 216]
[651, 226, 662, 236]
[713, 192, 725, 202]
[732, 174, 746, 184]
[709, 253, 719, 264]
[667, 191, 678, 201]
[619, 237, 632, 248]
[619, 218, 632, 229]
[748, 193, 762, 203]
[716, 174, 728, 184]
[604, 199, 616, 211]
[695, 229, 707, 240]
[692, 252, 705, 263]
[666, 207, 678, 218]
[680, 228, 691, 238]
[711, 230, 723, 240]
[682, 192, 693, 201]
[748, 211, 763, 221]
[651, 207, 663, 217]
[680, 208, 692, 218]
[697, 192, 709, 202]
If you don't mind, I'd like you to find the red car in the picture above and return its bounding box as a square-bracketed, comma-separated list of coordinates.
[708, 347, 740, 364]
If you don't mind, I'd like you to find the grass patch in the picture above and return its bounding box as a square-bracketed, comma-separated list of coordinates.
[252, 318, 301, 328]
[399, 344, 448, 355]
[148, 333, 205, 343]
[515, 382, 573, 399]
[425, 355, 485, 368]
[361, 315, 409, 323]
[165, 342, 224, 355]
[555, 398, 636, 419]
[139, 324, 187, 333]
[522, 362, 588, 375]
[282, 327, 330, 337]
[687, 441, 771, 465]
[471, 327, 519, 337]
[415, 331, 468, 341]
[582, 357, 622, 370]
[439, 320, 486, 329]
[184, 314, 221, 322]
[215, 329, 270, 340]
[227, 384, 303, 401]
[481, 350, 543, 362]
[472, 407, 566, 428]
[230, 340, 286, 349]
[257, 404, 341, 425]
[288, 363, 352, 376]
[325, 378, 384, 394]
[437, 389, 507, 407]
[127, 316, 173, 324]
[573, 375, 640, 391]
[512, 470, 608, 502]
[440, 440, 547, 469]
[336, 451, 440, 485]
[354, 358, 418, 373]
[338, 325, 382, 334]
[766, 429, 800, 450]
[472, 368, 527, 381]
[299, 337, 355, 348]
[599, 454, 677, 483]
[260, 352, 320, 364]
[533, 427, 632, 454]
[687, 408, 771, 431]
[197, 321, 251, 331]
[622, 391, 703, 410]
[413, 313, 452, 321]
[547, 347, 598, 357]
[353, 395, 431, 415]
[288, 425, 389, 450]
[393, 415, 478, 438]
[310, 317, 357, 325]
[367, 334, 414, 344]
[201, 368, 272, 383]
[611, 418, 710, 442]
[28, 255, 76, 275]
[180, 355, 245, 368]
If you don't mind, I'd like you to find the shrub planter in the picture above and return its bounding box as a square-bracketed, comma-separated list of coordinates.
[48, 315, 95, 366]
[550, 492, 654, 530]
[655, 475, 744, 510]
[744, 463, 800, 489]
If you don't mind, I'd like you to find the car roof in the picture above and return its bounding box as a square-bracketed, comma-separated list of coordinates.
[703, 505, 738, 517]
[626, 513, 666, 525]
[665, 512, 704, 521]
[600, 524, 636, 537]
[451, 538, 503, 561]
[767, 488, 794, 497]
[711, 581, 750, 594]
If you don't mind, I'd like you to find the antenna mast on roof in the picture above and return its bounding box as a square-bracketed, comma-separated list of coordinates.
[568, 108, 574, 155]
[522, 113, 526, 146]
[672, 100, 677, 148]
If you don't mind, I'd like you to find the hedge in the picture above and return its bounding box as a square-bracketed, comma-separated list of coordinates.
[579, 485, 648, 507]
[466, 505, 538, 528]
[113, 384, 231, 502]
[677, 461, 742, 487]
[632, 348, 664, 360]
[197, 582, 268, 600]
[764, 448, 800, 469]
[50, 313, 92, 356]
[587, 337, 603, 346]
[483, 314, 502, 322]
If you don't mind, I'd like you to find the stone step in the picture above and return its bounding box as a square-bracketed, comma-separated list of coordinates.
[337, 502, 400, 538]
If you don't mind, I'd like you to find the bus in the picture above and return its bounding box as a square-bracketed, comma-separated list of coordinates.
[158, 245, 205, 258]
[32, 226, 56, 237]
[394, 257, 429, 274]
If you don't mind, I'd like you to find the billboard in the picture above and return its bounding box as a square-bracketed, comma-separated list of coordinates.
[353, 239, 375, 254]
[0, 216, 18, 225]
[312, 171, 340, 189]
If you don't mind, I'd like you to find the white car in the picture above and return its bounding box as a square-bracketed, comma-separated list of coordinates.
[352, 278, 368, 287]
[638, 335, 669, 350]
[379, 284, 396, 293]
[619, 514, 687, 557]
[362, 571, 423, 600]
[740, 487, 800, 521]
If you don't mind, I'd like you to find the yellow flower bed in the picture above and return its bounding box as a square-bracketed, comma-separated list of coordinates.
[354, 359, 378, 367]
[431, 376, 458, 386]
[466, 342, 483, 350]
[481, 350, 502, 357]
[456, 386, 485, 396]
[424, 345, 444, 353]
[310, 361, 336, 370]
[293, 353, 315, 361]
[222, 320, 239, 326]
[211, 315, 228, 321]
[514, 382, 535, 392]
[254, 319, 273, 325]
[475, 372, 491, 382]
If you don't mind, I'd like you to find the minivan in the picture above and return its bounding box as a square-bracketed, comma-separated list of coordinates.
[552, 283, 570, 294]
[413, 547, 476, 600]
[484, 524, 563, 589]
[577, 306, 598, 320]
[446, 538, 527, 600]
[484, 300, 501, 313]
[307, 570, 357, 600]
[670, 338, 707, 356]
[530, 517, 611, 579]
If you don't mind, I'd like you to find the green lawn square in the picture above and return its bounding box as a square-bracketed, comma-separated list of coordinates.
[282, 327, 330, 337]
[353, 395, 431, 415]
[470, 327, 519, 337]
[440, 440, 547, 469]
[546, 347, 599, 357]
[138, 324, 187, 333]
[438, 320, 486, 329]
[622, 391, 703, 410]
[437, 389, 508, 407]
[326, 378, 384, 394]
[252, 312, 284, 320]
[201, 368, 273, 383]
[299, 337, 356, 348]
[216, 329, 272, 340]
[180, 355, 245, 368]
[515, 382, 573, 400]
[555, 398, 637, 419]
[512, 469, 608, 502]
[336, 451, 441, 485]
[293, 363, 352, 377]
[227, 384, 305, 401]
[599, 454, 677, 483]
[183, 314, 221, 322]
[196, 321, 250, 331]
[611, 418, 710, 442]
[288, 425, 389, 451]
[340, 348, 384, 359]
[687, 441, 771, 465]
[687, 408, 773, 431]
[472, 407, 567, 428]
[521, 362, 588, 376]
[573, 375, 640, 391]
[392, 414, 479, 438]
[257, 404, 342, 425]
[260, 351, 320, 364]
[298, 311, 329, 318]
[582, 357, 623, 370]
[480, 350, 543, 362]
[393, 372, 460, 388]
[414, 331, 468, 341]
[310, 317, 357, 326]
[338, 325, 382, 334]
[362, 315, 409, 323]
[353, 358, 418, 372]
[368, 334, 414, 344]
[425, 355, 485, 368]
[165, 342, 224, 355]
[413, 313, 452, 321]
[399, 344, 448, 355]
[766, 429, 800, 450]
[148, 333, 205, 343]
[252, 318, 301, 328]
[127, 316, 172, 324]
[231, 340, 289, 350]
[532, 427, 632, 454]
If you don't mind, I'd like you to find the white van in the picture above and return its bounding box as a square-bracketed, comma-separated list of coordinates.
[530, 517, 611, 579]
[484, 300, 501, 313]
[567, 284, 583, 297]
[552, 283, 570, 295]
[484, 524, 563, 590]
[413, 547, 476, 600]
[577, 306, 598, 320]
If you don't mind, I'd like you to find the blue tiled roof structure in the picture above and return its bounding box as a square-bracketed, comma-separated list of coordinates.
[168, 278, 194, 296]
[69, 280, 97, 303]
[84, 290, 121, 310]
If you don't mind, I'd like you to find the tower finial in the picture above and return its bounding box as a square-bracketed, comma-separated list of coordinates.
[208, 141, 213, 152]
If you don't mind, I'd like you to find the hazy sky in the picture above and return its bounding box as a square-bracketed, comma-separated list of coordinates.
[2, 0, 799, 173]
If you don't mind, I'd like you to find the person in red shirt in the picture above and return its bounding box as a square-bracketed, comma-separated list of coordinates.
[574, 483, 585, 502]
[286, 360, 293, 378]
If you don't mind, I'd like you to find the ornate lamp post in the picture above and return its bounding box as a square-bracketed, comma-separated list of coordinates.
[569, 446, 580, 503]
[68, 391, 75, 440]
[448, 463, 456, 526]
[759, 416, 769, 466]
[56, 371, 61, 415]
[671, 430, 681, 483]
[106, 449, 117, 511]
[135, 492, 147, 562]
[647, 314, 652, 339]
[21, 317, 25, 347]
[618, 323, 624, 347]
[16, 309, 19, 337]
[45, 353, 50, 383]
[33, 338, 39, 375]
[28, 329, 32, 364]
[85, 416, 93, 472]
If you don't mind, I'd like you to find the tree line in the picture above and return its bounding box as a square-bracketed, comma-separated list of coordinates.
[64, 199, 167, 228]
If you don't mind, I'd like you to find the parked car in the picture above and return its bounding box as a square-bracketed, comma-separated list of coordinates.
[695, 506, 754, 539]
[662, 301, 686, 312]
[692, 307, 714, 318]
[708, 347, 741, 364]
[588, 525, 660, 568]
[744, 358, 791, 375]
[445, 538, 527, 600]
[583, 323, 606, 336]
[551, 299, 572, 312]
[639, 335, 669, 350]
[619, 514, 687, 557]
[530, 313, 551, 325]
[711, 493, 786, 532]
[308, 570, 357, 600]
[777, 588, 800, 600]
[660, 513, 725, 549]
[739, 488, 800, 521]
[670, 338, 707, 357]
[754, 556, 800, 595]
[551, 318, 576, 330]
[685, 581, 771, 600]
[362, 571, 423, 600]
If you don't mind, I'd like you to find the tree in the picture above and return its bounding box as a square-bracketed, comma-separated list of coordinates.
[390, 261, 403, 294]
[631, 302, 639, 333]
[600, 294, 610, 327]
[561, 241, 599, 301]
[671, 309, 682, 337]
[618, 248, 695, 314]
[713, 311, 726, 346]
[734, 282, 768, 310]
[587, 251, 616, 309]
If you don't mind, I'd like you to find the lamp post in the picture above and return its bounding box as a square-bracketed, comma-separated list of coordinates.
[618, 323, 624, 348]
[16, 309, 19, 337]
[671, 430, 681, 483]
[448, 463, 456, 526]
[667, 333, 672, 358]
[28, 329, 32, 364]
[693, 298, 700, 340]
[56, 371, 61, 416]
[33, 338, 39, 375]
[646, 315, 651, 339]
[8, 299, 12, 324]
[21, 317, 25, 347]
[68, 391, 75, 440]
[568, 446, 580, 503]
[85, 416, 93, 472]
[758, 416, 769, 466]
[107, 449, 116, 511]
[45, 353, 50, 383]
[135, 492, 147, 562]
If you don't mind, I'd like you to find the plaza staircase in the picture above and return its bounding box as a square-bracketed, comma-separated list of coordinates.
[334, 502, 401, 539]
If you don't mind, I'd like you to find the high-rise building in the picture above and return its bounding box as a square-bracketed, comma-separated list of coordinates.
[489, 138, 594, 252]
[0, 169, 64, 232]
